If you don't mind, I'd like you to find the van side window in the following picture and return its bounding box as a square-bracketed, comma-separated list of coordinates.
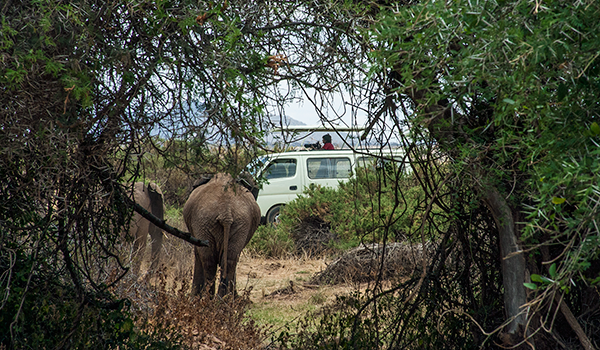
[307, 157, 351, 179]
[357, 155, 405, 173]
[264, 159, 297, 179]
[356, 156, 375, 168]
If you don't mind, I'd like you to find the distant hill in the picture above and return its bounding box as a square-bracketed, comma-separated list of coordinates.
[265, 115, 401, 149]
[266, 117, 363, 149]
[269, 116, 306, 127]
[286, 117, 305, 126]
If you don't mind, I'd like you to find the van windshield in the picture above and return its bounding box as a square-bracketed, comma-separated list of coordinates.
[263, 159, 297, 179]
[246, 155, 268, 178]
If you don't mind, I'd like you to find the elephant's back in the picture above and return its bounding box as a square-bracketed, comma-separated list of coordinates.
[184, 174, 237, 221]
[183, 173, 260, 234]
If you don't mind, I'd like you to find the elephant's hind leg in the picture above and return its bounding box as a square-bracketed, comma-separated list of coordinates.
[217, 215, 234, 297]
[131, 219, 149, 275]
[217, 251, 240, 297]
[148, 186, 164, 272]
[192, 247, 218, 296]
[148, 224, 163, 272]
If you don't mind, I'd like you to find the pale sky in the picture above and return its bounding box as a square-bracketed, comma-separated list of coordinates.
[265, 95, 372, 148]
[263, 84, 376, 147]
[281, 93, 368, 128]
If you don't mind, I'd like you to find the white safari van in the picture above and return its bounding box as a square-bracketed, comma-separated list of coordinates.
[253, 148, 405, 224]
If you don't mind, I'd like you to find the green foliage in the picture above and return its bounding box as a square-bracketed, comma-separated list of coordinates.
[247, 223, 294, 258]
[164, 205, 186, 231]
[364, 0, 600, 346]
[278, 167, 430, 247]
[0, 243, 182, 349]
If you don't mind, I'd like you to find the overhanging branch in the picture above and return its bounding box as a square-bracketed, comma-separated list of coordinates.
[123, 193, 208, 247]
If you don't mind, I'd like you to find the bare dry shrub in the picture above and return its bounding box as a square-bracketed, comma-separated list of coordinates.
[110, 265, 265, 349]
[108, 215, 265, 350]
[311, 242, 435, 285]
[291, 216, 338, 257]
[160, 231, 195, 281]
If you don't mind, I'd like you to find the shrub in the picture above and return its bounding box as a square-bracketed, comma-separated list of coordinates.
[273, 168, 429, 252]
[0, 243, 181, 350]
[115, 271, 265, 350]
[244, 166, 433, 259]
[247, 224, 294, 258]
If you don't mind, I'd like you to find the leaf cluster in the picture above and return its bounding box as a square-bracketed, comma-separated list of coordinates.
[280, 167, 427, 246]
[362, 0, 600, 346]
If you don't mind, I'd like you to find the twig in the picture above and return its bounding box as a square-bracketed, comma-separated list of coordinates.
[554, 293, 596, 350]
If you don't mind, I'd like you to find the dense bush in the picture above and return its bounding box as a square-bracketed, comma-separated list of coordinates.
[247, 224, 295, 258]
[0, 244, 180, 349]
[248, 166, 433, 258]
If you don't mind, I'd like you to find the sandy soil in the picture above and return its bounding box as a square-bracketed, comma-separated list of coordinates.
[237, 253, 354, 295]
[138, 236, 360, 328]
[237, 253, 330, 298]
[235, 253, 359, 327]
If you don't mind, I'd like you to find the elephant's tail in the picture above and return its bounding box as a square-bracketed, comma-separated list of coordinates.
[217, 211, 233, 278]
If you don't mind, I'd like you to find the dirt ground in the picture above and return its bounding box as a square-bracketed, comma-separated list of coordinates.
[156, 235, 358, 303]
[236, 253, 358, 327]
[239, 253, 359, 295]
[136, 234, 366, 330]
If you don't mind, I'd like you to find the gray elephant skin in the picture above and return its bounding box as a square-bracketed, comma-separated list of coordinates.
[183, 173, 260, 297]
[129, 181, 164, 273]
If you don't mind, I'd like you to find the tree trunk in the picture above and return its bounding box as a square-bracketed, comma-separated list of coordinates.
[403, 84, 529, 343]
[482, 186, 528, 336]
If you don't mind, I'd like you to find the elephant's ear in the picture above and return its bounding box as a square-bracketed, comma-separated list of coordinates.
[192, 174, 214, 190]
[147, 183, 164, 221]
[237, 177, 259, 201]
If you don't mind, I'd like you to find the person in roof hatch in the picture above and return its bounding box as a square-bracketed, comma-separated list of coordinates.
[322, 134, 334, 150]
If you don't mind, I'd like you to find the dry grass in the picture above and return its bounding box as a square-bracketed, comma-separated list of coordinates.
[110, 233, 266, 349]
[108, 214, 429, 349]
[113, 268, 264, 349]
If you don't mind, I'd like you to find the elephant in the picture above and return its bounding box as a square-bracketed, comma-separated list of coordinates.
[128, 181, 165, 273]
[183, 173, 260, 297]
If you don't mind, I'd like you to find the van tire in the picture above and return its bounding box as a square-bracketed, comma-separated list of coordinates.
[266, 206, 282, 225]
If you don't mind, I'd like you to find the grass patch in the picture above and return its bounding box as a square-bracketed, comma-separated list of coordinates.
[308, 292, 327, 305]
[164, 205, 186, 230]
[247, 299, 318, 329]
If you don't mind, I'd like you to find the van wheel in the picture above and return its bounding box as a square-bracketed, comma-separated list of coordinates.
[266, 206, 282, 226]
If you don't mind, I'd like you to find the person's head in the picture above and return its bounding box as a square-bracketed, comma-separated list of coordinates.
[323, 134, 332, 144]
